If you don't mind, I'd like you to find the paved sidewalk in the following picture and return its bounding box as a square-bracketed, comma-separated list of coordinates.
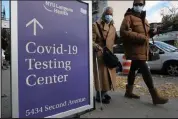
[81, 90, 178, 118]
[1, 68, 11, 118]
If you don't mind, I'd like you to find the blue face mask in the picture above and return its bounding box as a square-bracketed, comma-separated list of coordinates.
[105, 15, 113, 23]
[133, 6, 143, 13]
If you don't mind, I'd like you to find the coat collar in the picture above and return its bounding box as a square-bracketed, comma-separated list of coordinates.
[97, 19, 114, 31]
[124, 8, 146, 20]
[99, 19, 114, 25]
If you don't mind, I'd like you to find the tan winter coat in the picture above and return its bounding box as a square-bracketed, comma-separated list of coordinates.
[120, 8, 151, 60]
[93, 20, 117, 91]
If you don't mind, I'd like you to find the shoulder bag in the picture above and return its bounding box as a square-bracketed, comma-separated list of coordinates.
[96, 22, 120, 68]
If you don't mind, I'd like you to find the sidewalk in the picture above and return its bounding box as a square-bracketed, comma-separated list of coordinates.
[81, 75, 178, 118]
[81, 90, 178, 118]
[2, 68, 11, 118]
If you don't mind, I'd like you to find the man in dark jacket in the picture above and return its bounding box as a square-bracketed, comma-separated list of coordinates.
[120, 0, 168, 105]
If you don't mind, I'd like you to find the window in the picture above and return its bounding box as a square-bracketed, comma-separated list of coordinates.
[154, 41, 178, 52]
[92, 0, 99, 13]
[149, 43, 166, 54]
[149, 43, 160, 53]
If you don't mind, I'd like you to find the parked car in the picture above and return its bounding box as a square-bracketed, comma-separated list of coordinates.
[114, 41, 178, 76]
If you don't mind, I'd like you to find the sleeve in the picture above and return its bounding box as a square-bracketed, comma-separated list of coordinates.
[120, 15, 148, 44]
[92, 23, 99, 50]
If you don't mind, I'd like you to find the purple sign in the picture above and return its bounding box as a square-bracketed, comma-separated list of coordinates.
[11, 1, 93, 118]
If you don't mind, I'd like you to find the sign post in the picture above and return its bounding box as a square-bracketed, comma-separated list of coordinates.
[11, 1, 93, 118]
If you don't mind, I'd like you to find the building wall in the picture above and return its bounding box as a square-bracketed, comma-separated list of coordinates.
[92, 1, 133, 32]
[108, 1, 133, 31]
[150, 23, 163, 29]
[92, 0, 108, 22]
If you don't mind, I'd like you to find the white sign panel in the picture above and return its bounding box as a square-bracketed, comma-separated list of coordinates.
[2, 20, 10, 28]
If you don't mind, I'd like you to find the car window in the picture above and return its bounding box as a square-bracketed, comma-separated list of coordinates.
[154, 41, 178, 52]
[113, 44, 124, 54]
[149, 43, 164, 53]
[149, 43, 159, 52]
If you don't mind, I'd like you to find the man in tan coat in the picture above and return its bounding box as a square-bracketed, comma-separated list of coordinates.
[120, 0, 168, 105]
[93, 7, 118, 104]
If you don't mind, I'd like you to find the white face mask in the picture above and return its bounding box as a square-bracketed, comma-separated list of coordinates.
[133, 6, 144, 13]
